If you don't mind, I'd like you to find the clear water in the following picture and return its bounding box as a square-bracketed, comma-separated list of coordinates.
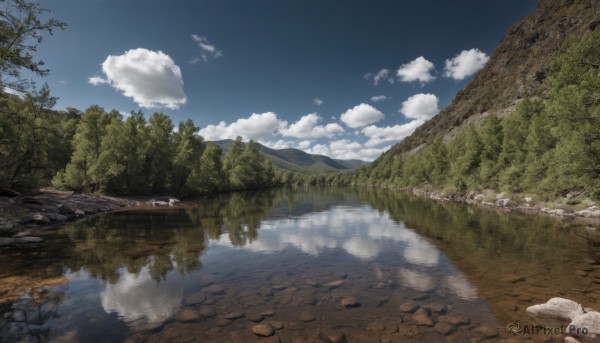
[1, 187, 599, 342]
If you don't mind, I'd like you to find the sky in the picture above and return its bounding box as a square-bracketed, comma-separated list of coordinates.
[34, 0, 536, 161]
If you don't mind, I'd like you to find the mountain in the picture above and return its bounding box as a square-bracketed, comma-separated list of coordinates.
[212, 139, 369, 173]
[364, 0, 600, 199]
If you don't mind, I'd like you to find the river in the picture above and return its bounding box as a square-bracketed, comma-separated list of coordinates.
[1, 187, 599, 342]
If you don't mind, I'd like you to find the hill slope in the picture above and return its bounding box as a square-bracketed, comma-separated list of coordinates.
[380, 0, 599, 158]
[363, 0, 600, 200]
[213, 140, 369, 173]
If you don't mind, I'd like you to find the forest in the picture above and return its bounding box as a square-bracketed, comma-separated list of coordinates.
[0, 1, 277, 196]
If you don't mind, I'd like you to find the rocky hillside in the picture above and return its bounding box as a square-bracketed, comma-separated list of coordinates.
[384, 0, 599, 157]
[361, 0, 600, 202]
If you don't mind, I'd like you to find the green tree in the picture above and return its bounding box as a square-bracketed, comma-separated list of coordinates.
[172, 119, 204, 195]
[55, 105, 113, 192]
[187, 143, 226, 194]
[0, 0, 66, 93]
[146, 112, 174, 194]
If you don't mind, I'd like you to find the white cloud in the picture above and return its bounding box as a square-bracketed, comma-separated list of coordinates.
[313, 98, 323, 106]
[280, 113, 344, 139]
[370, 95, 388, 102]
[199, 112, 287, 140]
[260, 140, 295, 150]
[361, 120, 424, 147]
[373, 68, 394, 85]
[191, 34, 223, 61]
[305, 139, 389, 161]
[298, 140, 312, 150]
[444, 48, 489, 80]
[399, 93, 439, 120]
[90, 48, 186, 109]
[88, 75, 109, 85]
[396, 56, 436, 84]
[340, 103, 384, 128]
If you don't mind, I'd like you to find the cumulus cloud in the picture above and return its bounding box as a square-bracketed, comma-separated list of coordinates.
[396, 56, 436, 84]
[89, 48, 186, 109]
[280, 113, 344, 139]
[370, 95, 388, 102]
[313, 98, 323, 106]
[191, 34, 223, 61]
[373, 68, 394, 85]
[198, 112, 287, 140]
[361, 120, 425, 147]
[305, 139, 389, 161]
[444, 48, 489, 80]
[399, 93, 439, 120]
[260, 140, 296, 150]
[340, 103, 384, 128]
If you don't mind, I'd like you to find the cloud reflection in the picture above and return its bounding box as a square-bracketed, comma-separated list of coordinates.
[101, 267, 182, 323]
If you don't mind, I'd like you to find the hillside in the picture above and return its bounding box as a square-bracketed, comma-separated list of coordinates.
[213, 140, 369, 173]
[380, 0, 599, 158]
[363, 0, 600, 201]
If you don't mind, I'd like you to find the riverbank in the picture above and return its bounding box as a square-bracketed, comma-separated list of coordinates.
[405, 187, 600, 224]
[0, 189, 139, 246]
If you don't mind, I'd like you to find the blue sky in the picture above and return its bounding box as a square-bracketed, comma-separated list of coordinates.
[36, 0, 535, 160]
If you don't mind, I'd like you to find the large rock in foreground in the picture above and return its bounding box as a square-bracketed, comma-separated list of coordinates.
[567, 311, 600, 339]
[526, 297, 585, 321]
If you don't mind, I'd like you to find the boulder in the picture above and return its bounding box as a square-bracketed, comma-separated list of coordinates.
[567, 311, 600, 338]
[526, 297, 585, 321]
[495, 198, 515, 207]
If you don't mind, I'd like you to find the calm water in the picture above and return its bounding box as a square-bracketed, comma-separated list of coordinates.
[1, 187, 599, 342]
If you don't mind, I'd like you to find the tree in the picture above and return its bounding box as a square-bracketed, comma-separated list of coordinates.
[186, 143, 225, 194]
[172, 119, 204, 195]
[0, 0, 66, 94]
[146, 112, 174, 194]
[0, 0, 66, 193]
[57, 106, 113, 192]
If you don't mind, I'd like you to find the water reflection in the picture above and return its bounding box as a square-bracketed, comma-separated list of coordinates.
[0, 187, 598, 342]
[101, 266, 183, 323]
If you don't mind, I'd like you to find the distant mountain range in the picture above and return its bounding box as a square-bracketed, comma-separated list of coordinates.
[212, 139, 369, 173]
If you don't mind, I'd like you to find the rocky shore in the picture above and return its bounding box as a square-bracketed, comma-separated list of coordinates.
[409, 188, 600, 223]
[0, 190, 181, 246]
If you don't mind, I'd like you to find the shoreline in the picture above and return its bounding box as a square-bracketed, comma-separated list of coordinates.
[0, 189, 163, 246]
[407, 187, 600, 225]
[2, 185, 599, 246]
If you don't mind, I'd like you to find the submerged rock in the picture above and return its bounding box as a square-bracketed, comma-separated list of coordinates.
[299, 311, 316, 322]
[341, 296, 360, 308]
[251, 323, 275, 337]
[399, 301, 419, 313]
[324, 279, 345, 289]
[526, 297, 585, 321]
[320, 328, 346, 343]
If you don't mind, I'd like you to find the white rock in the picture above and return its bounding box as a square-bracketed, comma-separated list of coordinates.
[567, 311, 600, 338]
[575, 206, 600, 218]
[526, 298, 585, 321]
